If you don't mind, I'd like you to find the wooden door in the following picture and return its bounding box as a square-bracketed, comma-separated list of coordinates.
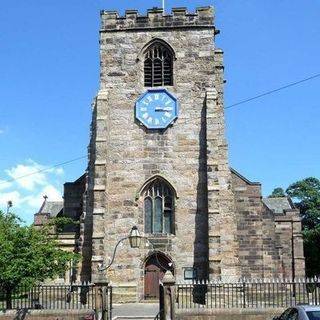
[144, 253, 173, 300]
[144, 263, 164, 299]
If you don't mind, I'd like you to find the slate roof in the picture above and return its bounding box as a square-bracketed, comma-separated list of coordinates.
[262, 197, 293, 214]
[38, 200, 63, 217]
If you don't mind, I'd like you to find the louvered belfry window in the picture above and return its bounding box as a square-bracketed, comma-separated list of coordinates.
[143, 178, 174, 234]
[144, 43, 173, 87]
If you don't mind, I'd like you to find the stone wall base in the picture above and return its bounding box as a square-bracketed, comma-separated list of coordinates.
[0, 309, 95, 320]
[112, 284, 138, 303]
[176, 308, 284, 320]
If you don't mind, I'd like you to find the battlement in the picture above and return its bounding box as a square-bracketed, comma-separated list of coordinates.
[100, 7, 215, 31]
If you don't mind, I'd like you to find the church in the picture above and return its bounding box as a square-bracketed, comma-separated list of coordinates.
[34, 6, 305, 302]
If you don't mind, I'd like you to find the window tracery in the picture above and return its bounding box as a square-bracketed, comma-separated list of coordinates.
[142, 178, 174, 234]
[144, 42, 173, 87]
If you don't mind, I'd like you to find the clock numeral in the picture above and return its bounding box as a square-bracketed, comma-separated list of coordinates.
[136, 90, 177, 129]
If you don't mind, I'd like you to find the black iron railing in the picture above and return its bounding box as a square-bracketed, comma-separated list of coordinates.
[0, 283, 112, 316]
[154, 309, 163, 320]
[176, 278, 320, 309]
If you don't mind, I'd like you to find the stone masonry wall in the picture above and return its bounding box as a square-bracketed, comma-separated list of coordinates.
[207, 49, 240, 281]
[274, 211, 305, 279]
[231, 170, 305, 279]
[231, 171, 264, 278]
[176, 308, 284, 320]
[86, 6, 240, 300]
[63, 175, 85, 232]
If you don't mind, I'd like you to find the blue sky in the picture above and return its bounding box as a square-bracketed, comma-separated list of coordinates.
[0, 0, 319, 223]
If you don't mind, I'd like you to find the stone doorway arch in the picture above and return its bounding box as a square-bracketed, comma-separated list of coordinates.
[144, 252, 174, 300]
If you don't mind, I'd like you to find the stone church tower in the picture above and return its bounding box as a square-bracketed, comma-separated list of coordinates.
[84, 6, 240, 297]
[34, 6, 305, 302]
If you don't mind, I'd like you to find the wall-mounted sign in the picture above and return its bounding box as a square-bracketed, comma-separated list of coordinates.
[184, 267, 197, 280]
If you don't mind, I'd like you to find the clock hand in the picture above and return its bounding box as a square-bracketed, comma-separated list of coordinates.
[155, 107, 173, 111]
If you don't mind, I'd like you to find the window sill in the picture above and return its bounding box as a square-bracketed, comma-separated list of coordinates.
[145, 233, 175, 238]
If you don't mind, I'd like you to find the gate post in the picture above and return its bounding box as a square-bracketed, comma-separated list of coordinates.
[95, 279, 109, 320]
[162, 271, 176, 320]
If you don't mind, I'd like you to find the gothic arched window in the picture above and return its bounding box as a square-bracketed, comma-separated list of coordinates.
[144, 41, 174, 87]
[143, 178, 174, 234]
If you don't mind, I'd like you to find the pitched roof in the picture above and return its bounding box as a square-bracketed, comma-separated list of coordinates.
[38, 201, 63, 217]
[262, 197, 293, 214]
[230, 168, 261, 185]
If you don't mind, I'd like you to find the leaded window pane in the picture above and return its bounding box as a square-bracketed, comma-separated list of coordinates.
[163, 196, 172, 233]
[143, 178, 174, 234]
[154, 196, 163, 233]
[144, 197, 153, 233]
[163, 211, 171, 234]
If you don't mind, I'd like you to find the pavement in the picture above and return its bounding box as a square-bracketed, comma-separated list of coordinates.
[112, 303, 159, 320]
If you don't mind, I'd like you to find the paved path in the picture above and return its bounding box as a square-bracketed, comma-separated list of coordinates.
[112, 303, 159, 319]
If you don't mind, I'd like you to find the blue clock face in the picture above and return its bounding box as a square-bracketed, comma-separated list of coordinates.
[135, 89, 178, 129]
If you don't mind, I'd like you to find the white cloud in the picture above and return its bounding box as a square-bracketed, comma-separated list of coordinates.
[5, 160, 47, 191]
[5, 160, 64, 192]
[24, 184, 62, 209]
[0, 191, 23, 208]
[0, 159, 64, 222]
[54, 167, 64, 176]
[42, 185, 62, 201]
[0, 179, 12, 191]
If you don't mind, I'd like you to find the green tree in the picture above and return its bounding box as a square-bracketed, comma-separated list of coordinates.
[286, 177, 320, 276]
[286, 177, 320, 229]
[0, 211, 77, 308]
[50, 216, 79, 233]
[269, 187, 286, 198]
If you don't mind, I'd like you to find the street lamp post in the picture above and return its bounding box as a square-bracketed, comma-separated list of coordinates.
[98, 226, 143, 273]
[98, 226, 172, 276]
[96, 226, 143, 320]
[96, 226, 173, 320]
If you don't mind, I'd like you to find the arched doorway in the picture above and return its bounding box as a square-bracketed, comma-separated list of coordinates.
[144, 252, 174, 299]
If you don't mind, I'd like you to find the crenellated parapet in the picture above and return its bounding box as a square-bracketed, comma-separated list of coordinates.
[100, 7, 215, 31]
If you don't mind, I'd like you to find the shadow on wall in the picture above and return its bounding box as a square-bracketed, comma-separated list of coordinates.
[79, 104, 96, 283]
[193, 100, 209, 282]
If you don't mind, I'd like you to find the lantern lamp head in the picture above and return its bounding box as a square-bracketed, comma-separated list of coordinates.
[129, 226, 142, 249]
